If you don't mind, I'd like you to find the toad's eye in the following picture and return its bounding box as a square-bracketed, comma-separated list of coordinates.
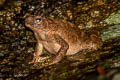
[35, 18, 41, 23]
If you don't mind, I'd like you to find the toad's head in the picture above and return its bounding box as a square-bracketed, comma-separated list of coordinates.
[25, 15, 47, 31]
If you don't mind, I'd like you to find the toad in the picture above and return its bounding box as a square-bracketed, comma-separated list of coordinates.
[25, 15, 103, 65]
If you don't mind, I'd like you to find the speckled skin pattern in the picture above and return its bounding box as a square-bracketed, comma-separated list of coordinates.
[25, 15, 103, 65]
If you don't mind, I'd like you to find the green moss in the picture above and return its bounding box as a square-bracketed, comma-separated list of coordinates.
[101, 25, 120, 41]
[105, 10, 120, 25]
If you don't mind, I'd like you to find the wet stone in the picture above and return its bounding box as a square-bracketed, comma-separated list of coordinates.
[0, 0, 5, 6]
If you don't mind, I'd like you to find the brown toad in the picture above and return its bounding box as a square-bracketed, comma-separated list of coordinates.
[25, 15, 103, 65]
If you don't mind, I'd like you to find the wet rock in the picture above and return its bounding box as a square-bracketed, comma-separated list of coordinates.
[0, 0, 5, 6]
[113, 73, 120, 80]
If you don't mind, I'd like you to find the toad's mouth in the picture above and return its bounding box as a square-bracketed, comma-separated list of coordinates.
[25, 21, 40, 28]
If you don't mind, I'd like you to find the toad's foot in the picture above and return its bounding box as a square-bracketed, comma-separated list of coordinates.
[29, 56, 49, 64]
[47, 54, 63, 65]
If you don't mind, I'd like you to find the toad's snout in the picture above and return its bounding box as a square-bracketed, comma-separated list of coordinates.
[25, 16, 34, 24]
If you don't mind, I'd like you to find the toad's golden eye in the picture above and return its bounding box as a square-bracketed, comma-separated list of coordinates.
[35, 18, 42, 23]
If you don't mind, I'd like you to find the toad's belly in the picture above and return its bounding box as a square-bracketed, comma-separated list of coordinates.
[53, 43, 83, 55]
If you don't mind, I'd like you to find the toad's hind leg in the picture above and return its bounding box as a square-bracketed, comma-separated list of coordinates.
[49, 34, 69, 65]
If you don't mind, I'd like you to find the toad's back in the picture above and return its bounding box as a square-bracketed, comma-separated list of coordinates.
[42, 18, 86, 55]
[40, 17, 102, 55]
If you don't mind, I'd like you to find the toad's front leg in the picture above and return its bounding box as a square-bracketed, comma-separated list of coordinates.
[29, 32, 44, 64]
[49, 34, 69, 65]
[29, 42, 44, 64]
